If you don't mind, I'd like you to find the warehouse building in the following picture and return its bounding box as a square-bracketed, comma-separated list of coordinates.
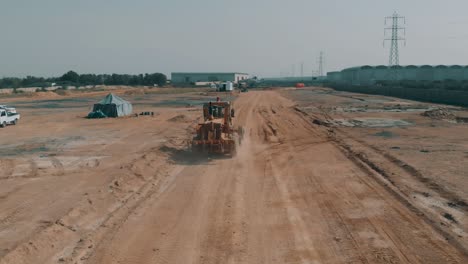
[171, 72, 250, 84]
[327, 65, 468, 85]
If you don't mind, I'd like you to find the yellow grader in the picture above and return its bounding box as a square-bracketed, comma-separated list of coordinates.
[191, 101, 243, 155]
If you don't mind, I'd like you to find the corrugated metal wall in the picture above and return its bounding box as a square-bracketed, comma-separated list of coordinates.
[327, 66, 468, 84]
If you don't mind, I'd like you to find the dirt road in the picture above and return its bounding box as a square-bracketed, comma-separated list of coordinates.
[85, 91, 465, 263]
[0, 90, 466, 263]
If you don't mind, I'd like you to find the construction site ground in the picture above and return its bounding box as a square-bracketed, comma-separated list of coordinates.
[0, 87, 467, 263]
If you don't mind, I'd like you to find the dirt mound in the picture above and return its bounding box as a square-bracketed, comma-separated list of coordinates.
[168, 114, 190, 122]
[54, 90, 72, 96]
[421, 108, 455, 120]
[124, 88, 149, 96]
[25, 91, 62, 99]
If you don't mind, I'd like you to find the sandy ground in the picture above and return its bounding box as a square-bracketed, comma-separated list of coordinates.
[0, 87, 466, 263]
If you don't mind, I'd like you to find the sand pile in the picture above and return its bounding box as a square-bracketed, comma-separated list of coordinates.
[421, 108, 455, 120]
[168, 114, 189, 122]
[124, 88, 149, 95]
[25, 91, 62, 99]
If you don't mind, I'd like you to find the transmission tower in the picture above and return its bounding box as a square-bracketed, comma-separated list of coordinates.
[384, 12, 406, 66]
[318, 52, 324, 76]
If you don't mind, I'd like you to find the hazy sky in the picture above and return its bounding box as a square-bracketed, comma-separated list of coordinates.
[1, 0, 467, 78]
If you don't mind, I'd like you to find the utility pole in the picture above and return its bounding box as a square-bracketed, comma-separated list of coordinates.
[318, 51, 324, 77]
[384, 12, 406, 67]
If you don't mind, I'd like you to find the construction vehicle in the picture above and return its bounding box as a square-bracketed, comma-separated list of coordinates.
[238, 82, 249, 92]
[191, 101, 243, 155]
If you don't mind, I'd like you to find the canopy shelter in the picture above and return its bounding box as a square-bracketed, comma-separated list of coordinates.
[92, 93, 132, 117]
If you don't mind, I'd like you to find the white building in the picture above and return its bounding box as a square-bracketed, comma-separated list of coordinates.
[171, 72, 249, 84]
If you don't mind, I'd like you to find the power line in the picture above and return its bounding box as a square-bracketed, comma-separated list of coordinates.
[384, 12, 406, 67]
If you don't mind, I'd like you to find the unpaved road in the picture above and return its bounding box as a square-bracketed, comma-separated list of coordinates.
[0, 90, 467, 263]
[86, 91, 465, 263]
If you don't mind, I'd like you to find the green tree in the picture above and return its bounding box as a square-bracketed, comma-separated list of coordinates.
[79, 74, 98, 85]
[143, 73, 167, 86]
[60, 71, 80, 83]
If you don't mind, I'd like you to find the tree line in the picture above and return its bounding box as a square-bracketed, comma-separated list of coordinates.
[0, 71, 167, 88]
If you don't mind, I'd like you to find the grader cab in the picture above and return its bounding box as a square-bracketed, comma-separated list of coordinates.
[191, 101, 243, 155]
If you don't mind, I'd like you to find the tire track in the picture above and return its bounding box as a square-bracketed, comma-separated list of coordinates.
[50, 156, 65, 176]
[0, 159, 14, 179]
[250, 91, 466, 263]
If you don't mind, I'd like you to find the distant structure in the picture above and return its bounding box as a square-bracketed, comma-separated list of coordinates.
[171, 72, 249, 85]
[301, 62, 304, 78]
[384, 12, 406, 67]
[260, 75, 325, 85]
[327, 65, 468, 85]
[318, 52, 324, 77]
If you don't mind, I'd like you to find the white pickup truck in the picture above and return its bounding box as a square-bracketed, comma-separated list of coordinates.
[0, 108, 20, 127]
[0, 105, 16, 114]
